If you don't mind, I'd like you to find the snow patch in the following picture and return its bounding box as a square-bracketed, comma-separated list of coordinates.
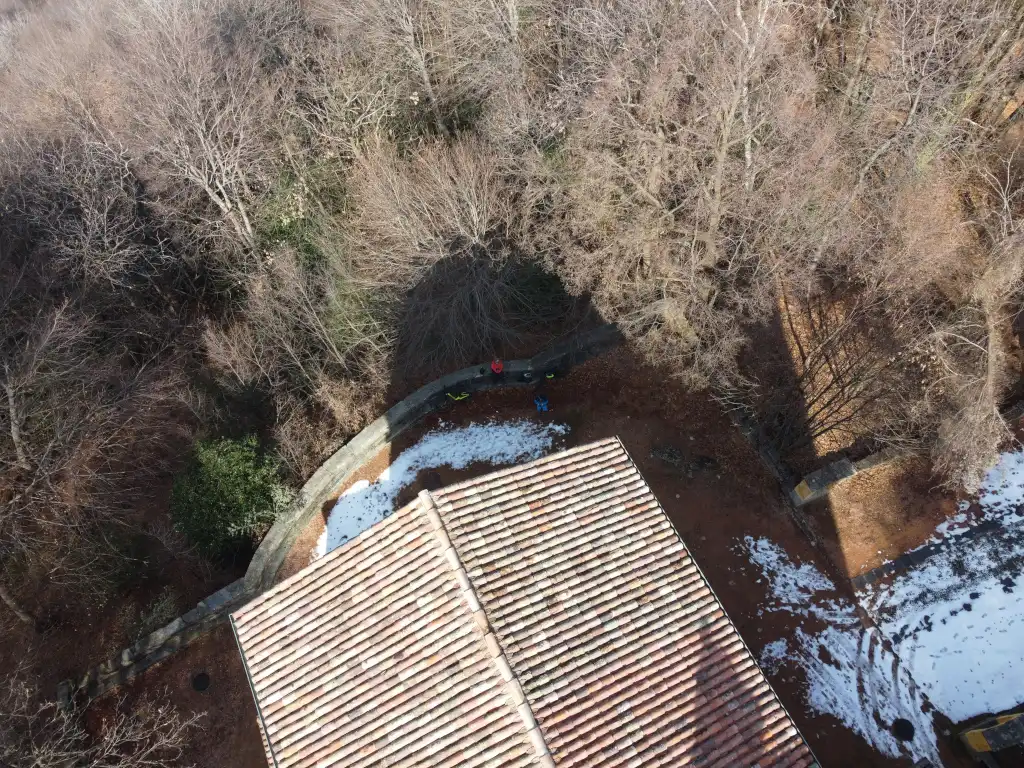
[857, 525, 1024, 721]
[795, 625, 937, 763]
[930, 512, 970, 541]
[758, 639, 789, 675]
[852, 446, 1024, 723]
[874, 447, 1024, 567]
[743, 536, 835, 614]
[978, 450, 1024, 521]
[862, 569, 1024, 723]
[742, 537, 939, 765]
[313, 419, 569, 558]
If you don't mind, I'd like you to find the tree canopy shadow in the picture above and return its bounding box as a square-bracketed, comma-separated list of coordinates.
[391, 250, 599, 392]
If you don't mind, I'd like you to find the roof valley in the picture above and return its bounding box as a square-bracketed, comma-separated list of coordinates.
[418, 488, 557, 768]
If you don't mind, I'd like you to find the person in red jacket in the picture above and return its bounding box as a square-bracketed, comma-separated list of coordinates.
[490, 358, 504, 382]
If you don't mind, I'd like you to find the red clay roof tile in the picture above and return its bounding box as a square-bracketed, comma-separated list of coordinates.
[232, 437, 816, 768]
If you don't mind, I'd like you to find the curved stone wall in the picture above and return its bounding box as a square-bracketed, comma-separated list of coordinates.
[245, 323, 623, 591]
[61, 323, 623, 704]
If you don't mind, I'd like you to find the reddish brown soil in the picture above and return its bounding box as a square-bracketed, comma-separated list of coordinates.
[87, 623, 266, 768]
[805, 457, 961, 577]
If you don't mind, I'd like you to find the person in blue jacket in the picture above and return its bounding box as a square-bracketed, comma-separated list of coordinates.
[534, 393, 549, 413]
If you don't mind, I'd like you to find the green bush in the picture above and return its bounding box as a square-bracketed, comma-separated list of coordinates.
[171, 437, 293, 558]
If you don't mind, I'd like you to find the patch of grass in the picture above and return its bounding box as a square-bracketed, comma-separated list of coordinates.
[171, 436, 293, 559]
[256, 165, 346, 267]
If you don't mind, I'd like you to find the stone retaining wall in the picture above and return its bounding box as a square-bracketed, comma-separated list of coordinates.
[60, 324, 624, 705]
[58, 579, 248, 707]
[245, 322, 623, 593]
[789, 448, 902, 507]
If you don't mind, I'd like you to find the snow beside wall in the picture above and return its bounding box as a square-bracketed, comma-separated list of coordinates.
[854, 448, 1024, 724]
[313, 419, 569, 559]
[911, 450, 1024, 551]
[977, 449, 1024, 524]
[742, 537, 940, 765]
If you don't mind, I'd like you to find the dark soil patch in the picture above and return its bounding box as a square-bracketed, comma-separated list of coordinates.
[85, 623, 266, 768]
[0, 477, 240, 698]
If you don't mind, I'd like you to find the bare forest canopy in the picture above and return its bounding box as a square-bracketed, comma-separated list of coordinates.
[1, 0, 1024, 648]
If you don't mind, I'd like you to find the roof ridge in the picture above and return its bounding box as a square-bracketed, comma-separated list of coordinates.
[418, 489, 556, 768]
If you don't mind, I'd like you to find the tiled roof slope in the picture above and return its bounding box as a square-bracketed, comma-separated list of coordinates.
[427, 438, 816, 768]
[230, 500, 551, 768]
[233, 437, 817, 768]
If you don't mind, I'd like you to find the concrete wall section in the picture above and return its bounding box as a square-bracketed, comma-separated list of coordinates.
[244, 323, 624, 593]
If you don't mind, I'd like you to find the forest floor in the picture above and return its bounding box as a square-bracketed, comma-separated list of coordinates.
[89, 347, 1004, 767]
[0, 482, 242, 702]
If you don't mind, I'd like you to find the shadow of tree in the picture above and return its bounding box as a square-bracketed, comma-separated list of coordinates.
[392, 251, 597, 388]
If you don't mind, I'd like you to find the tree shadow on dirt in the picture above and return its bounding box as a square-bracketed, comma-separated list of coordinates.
[389, 253, 600, 393]
[740, 295, 893, 582]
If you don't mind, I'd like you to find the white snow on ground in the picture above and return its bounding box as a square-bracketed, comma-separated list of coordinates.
[793, 624, 937, 763]
[313, 419, 569, 558]
[744, 536, 835, 613]
[860, 563, 1024, 723]
[758, 638, 789, 675]
[977, 449, 1024, 523]
[855, 450, 1024, 723]
[907, 449, 1024, 551]
[926, 511, 970, 543]
[743, 449, 1024, 763]
[743, 537, 940, 765]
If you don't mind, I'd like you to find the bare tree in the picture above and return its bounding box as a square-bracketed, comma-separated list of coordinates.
[0, 259, 194, 619]
[311, 0, 526, 141]
[533, 0, 799, 387]
[729, 283, 924, 462]
[345, 136, 579, 375]
[203, 244, 391, 390]
[109, 0, 303, 258]
[348, 137, 510, 279]
[3, 136, 166, 288]
[0, 672, 200, 768]
[920, 161, 1024, 490]
[807, 0, 1024, 282]
[201, 241, 388, 469]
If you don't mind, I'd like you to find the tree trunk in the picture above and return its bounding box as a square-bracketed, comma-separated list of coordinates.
[0, 581, 34, 625]
[3, 374, 30, 470]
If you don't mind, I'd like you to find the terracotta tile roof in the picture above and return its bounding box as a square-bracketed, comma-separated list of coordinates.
[230, 502, 551, 768]
[232, 437, 817, 768]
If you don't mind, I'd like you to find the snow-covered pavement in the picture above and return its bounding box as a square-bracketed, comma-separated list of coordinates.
[313, 419, 569, 558]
